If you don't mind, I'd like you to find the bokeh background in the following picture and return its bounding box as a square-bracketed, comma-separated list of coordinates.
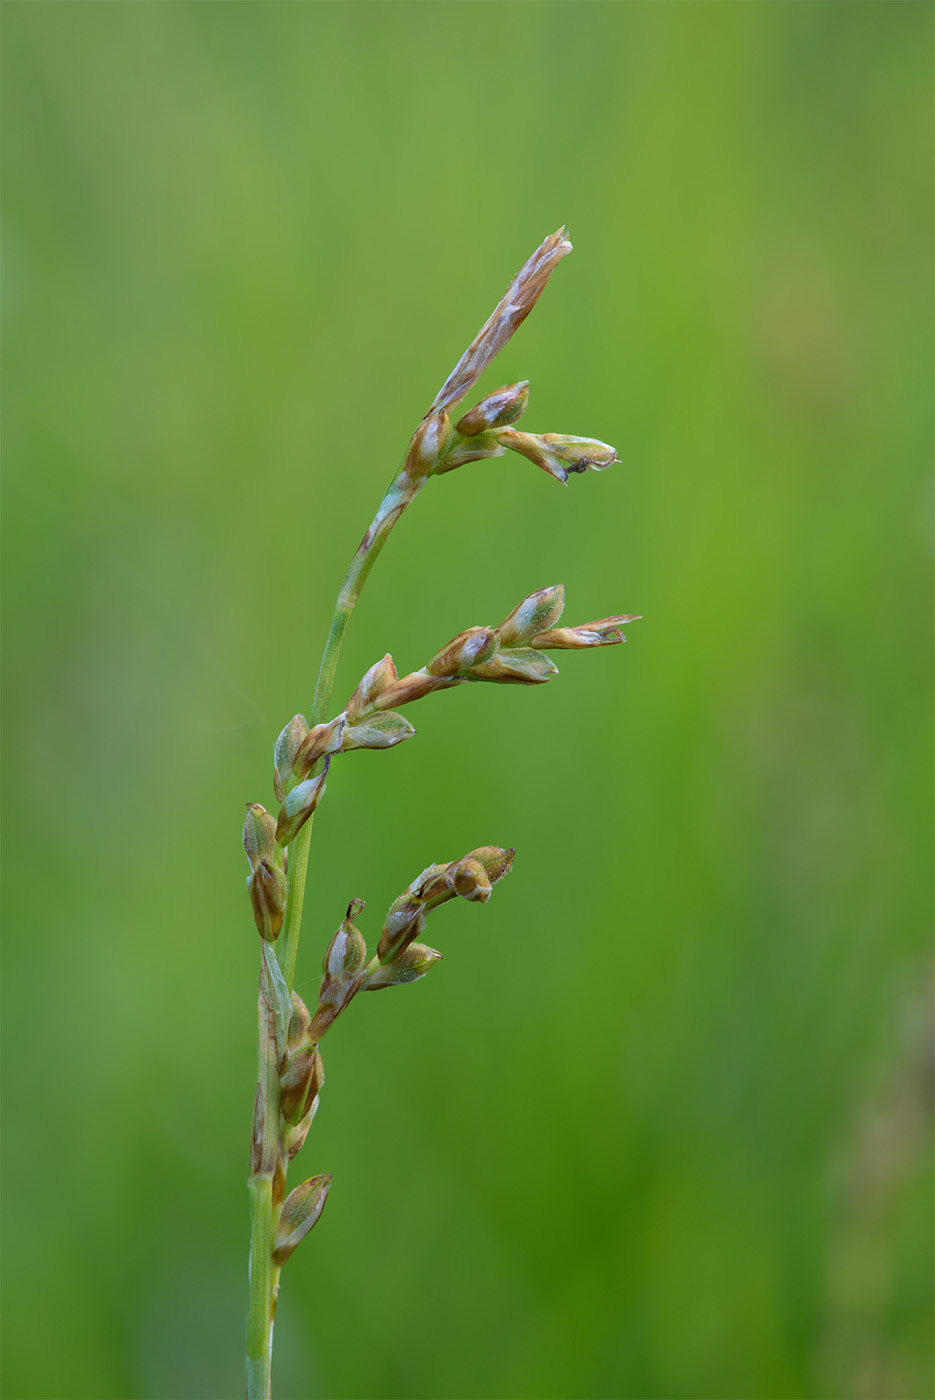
[3, 4, 932, 1398]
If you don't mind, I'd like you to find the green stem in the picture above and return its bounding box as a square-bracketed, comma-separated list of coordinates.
[247, 962, 284, 1399]
[277, 476, 420, 990]
[247, 472, 423, 1399]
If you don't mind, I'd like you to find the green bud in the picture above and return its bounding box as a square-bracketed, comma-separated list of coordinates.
[287, 992, 311, 1052]
[496, 585, 565, 647]
[272, 1175, 332, 1265]
[403, 411, 453, 482]
[346, 653, 398, 722]
[285, 1098, 319, 1160]
[275, 770, 327, 846]
[292, 715, 346, 780]
[455, 382, 530, 436]
[465, 846, 515, 884]
[364, 942, 443, 990]
[532, 614, 641, 648]
[280, 1043, 325, 1126]
[497, 427, 618, 485]
[371, 669, 451, 710]
[273, 715, 310, 802]
[468, 647, 558, 685]
[451, 857, 492, 902]
[426, 627, 499, 678]
[243, 803, 278, 871]
[342, 711, 416, 751]
[323, 905, 367, 982]
[376, 895, 426, 962]
[310, 903, 368, 1037]
[248, 859, 288, 941]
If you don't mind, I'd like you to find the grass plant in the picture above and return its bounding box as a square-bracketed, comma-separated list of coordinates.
[242, 230, 638, 1398]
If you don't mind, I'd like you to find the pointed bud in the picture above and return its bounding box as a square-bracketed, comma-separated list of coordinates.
[310, 904, 368, 1037]
[342, 711, 416, 752]
[323, 908, 367, 982]
[413, 862, 457, 908]
[287, 992, 311, 1052]
[248, 859, 288, 941]
[376, 897, 426, 962]
[426, 627, 499, 678]
[496, 585, 565, 647]
[468, 647, 559, 685]
[456, 382, 530, 436]
[533, 614, 641, 648]
[431, 227, 572, 417]
[280, 1043, 325, 1125]
[404, 411, 453, 482]
[274, 715, 310, 802]
[466, 846, 515, 884]
[272, 1175, 332, 1265]
[372, 669, 453, 710]
[275, 770, 327, 846]
[364, 942, 443, 990]
[292, 715, 346, 779]
[285, 1096, 319, 1160]
[243, 803, 278, 871]
[346, 654, 397, 723]
[451, 857, 492, 903]
[497, 428, 618, 485]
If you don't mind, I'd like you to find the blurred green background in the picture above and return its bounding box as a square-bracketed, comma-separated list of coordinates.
[3, 3, 932, 1398]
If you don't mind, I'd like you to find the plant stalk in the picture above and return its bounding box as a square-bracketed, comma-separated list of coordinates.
[246, 473, 420, 1399]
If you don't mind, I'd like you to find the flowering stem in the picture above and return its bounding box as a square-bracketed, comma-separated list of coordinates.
[277, 476, 420, 990]
[247, 475, 421, 1399]
[246, 967, 284, 1399]
[244, 230, 585, 1400]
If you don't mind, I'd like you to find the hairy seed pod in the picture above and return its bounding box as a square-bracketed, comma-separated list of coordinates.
[273, 715, 310, 802]
[275, 770, 327, 846]
[532, 614, 641, 649]
[364, 942, 443, 990]
[426, 627, 499, 678]
[243, 803, 278, 871]
[403, 411, 453, 482]
[455, 381, 530, 436]
[272, 1175, 332, 1265]
[280, 1043, 325, 1126]
[346, 654, 398, 722]
[496, 584, 565, 647]
[292, 715, 346, 780]
[248, 859, 288, 941]
[468, 647, 558, 685]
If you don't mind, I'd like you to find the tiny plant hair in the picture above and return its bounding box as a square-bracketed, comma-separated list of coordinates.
[243, 230, 639, 1398]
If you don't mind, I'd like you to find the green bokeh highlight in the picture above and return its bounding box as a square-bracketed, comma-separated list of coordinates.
[2, 4, 931, 1398]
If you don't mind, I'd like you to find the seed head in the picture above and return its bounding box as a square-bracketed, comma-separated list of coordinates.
[248, 859, 288, 942]
[273, 715, 310, 802]
[403, 410, 453, 482]
[496, 585, 565, 646]
[292, 715, 346, 780]
[533, 614, 641, 648]
[243, 803, 278, 871]
[431, 228, 573, 416]
[346, 654, 398, 722]
[341, 710, 415, 751]
[456, 382, 530, 436]
[468, 647, 558, 685]
[272, 1175, 332, 1265]
[364, 942, 443, 990]
[426, 626, 499, 677]
[497, 428, 618, 485]
[275, 769, 328, 846]
[280, 1043, 325, 1126]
